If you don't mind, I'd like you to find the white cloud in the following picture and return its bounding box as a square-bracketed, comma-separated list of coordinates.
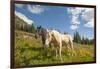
[15, 11, 34, 25]
[81, 8, 94, 28]
[15, 4, 45, 14]
[67, 7, 83, 15]
[70, 25, 78, 30]
[84, 18, 94, 28]
[67, 7, 94, 30]
[67, 7, 84, 30]
[72, 15, 80, 25]
[27, 5, 45, 14]
[15, 4, 24, 8]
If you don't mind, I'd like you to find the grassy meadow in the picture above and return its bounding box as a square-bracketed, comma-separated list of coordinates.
[14, 30, 95, 67]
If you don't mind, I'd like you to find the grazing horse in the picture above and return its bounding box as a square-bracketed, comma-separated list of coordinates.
[35, 26, 74, 62]
[35, 26, 48, 45]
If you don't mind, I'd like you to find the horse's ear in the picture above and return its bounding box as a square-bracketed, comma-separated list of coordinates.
[38, 26, 42, 29]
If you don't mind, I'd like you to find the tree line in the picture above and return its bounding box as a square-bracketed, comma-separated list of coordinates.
[73, 31, 94, 45]
[15, 16, 35, 33]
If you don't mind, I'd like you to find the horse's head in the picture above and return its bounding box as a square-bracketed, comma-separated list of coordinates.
[44, 30, 52, 48]
[35, 26, 51, 48]
[35, 26, 42, 39]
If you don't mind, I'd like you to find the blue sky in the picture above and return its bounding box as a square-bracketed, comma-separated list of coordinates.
[15, 3, 94, 39]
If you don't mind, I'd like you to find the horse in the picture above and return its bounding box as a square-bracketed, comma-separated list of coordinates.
[35, 26, 74, 62]
[35, 26, 48, 45]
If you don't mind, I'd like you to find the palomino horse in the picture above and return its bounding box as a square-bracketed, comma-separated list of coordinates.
[35, 26, 74, 62]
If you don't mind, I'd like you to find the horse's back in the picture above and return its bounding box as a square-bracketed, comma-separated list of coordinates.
[49, 30, 62, 45]
[62, 34, 73, 44]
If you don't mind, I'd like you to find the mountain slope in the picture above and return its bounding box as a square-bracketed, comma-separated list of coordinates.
[15, 16, 35, 33]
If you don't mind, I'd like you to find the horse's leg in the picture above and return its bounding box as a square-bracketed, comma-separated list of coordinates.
[69, 41, 75, 56]
[66, 44, 71, 56]
[56, 48, 58, 58]
[59, 42, 62, 62]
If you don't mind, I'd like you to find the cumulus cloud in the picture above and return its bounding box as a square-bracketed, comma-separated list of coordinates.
[81, 8, 94, 28]
[71, 15, 80, 25]
[27, 5, 45, 14]
[84, 18, 94, 28]
[15, 4, 24, 8]
[70, 25, 79, 30]
[67, 7, 83, 15]
[67, 7, 94, 30]
[67, 7, 83, 30]
[15, 11, 34, 25]
[15, 4, 45, 14]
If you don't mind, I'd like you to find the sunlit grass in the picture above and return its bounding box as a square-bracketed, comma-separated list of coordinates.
[14, 30, 95, 67]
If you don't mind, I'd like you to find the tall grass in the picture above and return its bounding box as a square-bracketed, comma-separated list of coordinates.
[14, 30, 95, 67]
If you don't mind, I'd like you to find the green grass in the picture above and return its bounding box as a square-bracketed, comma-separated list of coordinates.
[14, 30, 95, 67]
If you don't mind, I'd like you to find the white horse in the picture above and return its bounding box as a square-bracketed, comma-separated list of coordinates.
[44, 29, 74, 61]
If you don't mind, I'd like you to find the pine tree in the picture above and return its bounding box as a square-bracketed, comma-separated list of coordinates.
[81, 36, 85, 44]
[73, 31, 81, 44]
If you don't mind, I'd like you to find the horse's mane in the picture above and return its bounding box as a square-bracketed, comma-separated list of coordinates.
[37, 26, 69, 35]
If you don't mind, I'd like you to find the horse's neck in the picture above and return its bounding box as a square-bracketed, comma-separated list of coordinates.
[51, 30, 61, 41]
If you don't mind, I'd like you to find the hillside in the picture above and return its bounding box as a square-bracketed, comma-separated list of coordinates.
[14, 30, 95, 67]
[15, 16, 35, 33]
